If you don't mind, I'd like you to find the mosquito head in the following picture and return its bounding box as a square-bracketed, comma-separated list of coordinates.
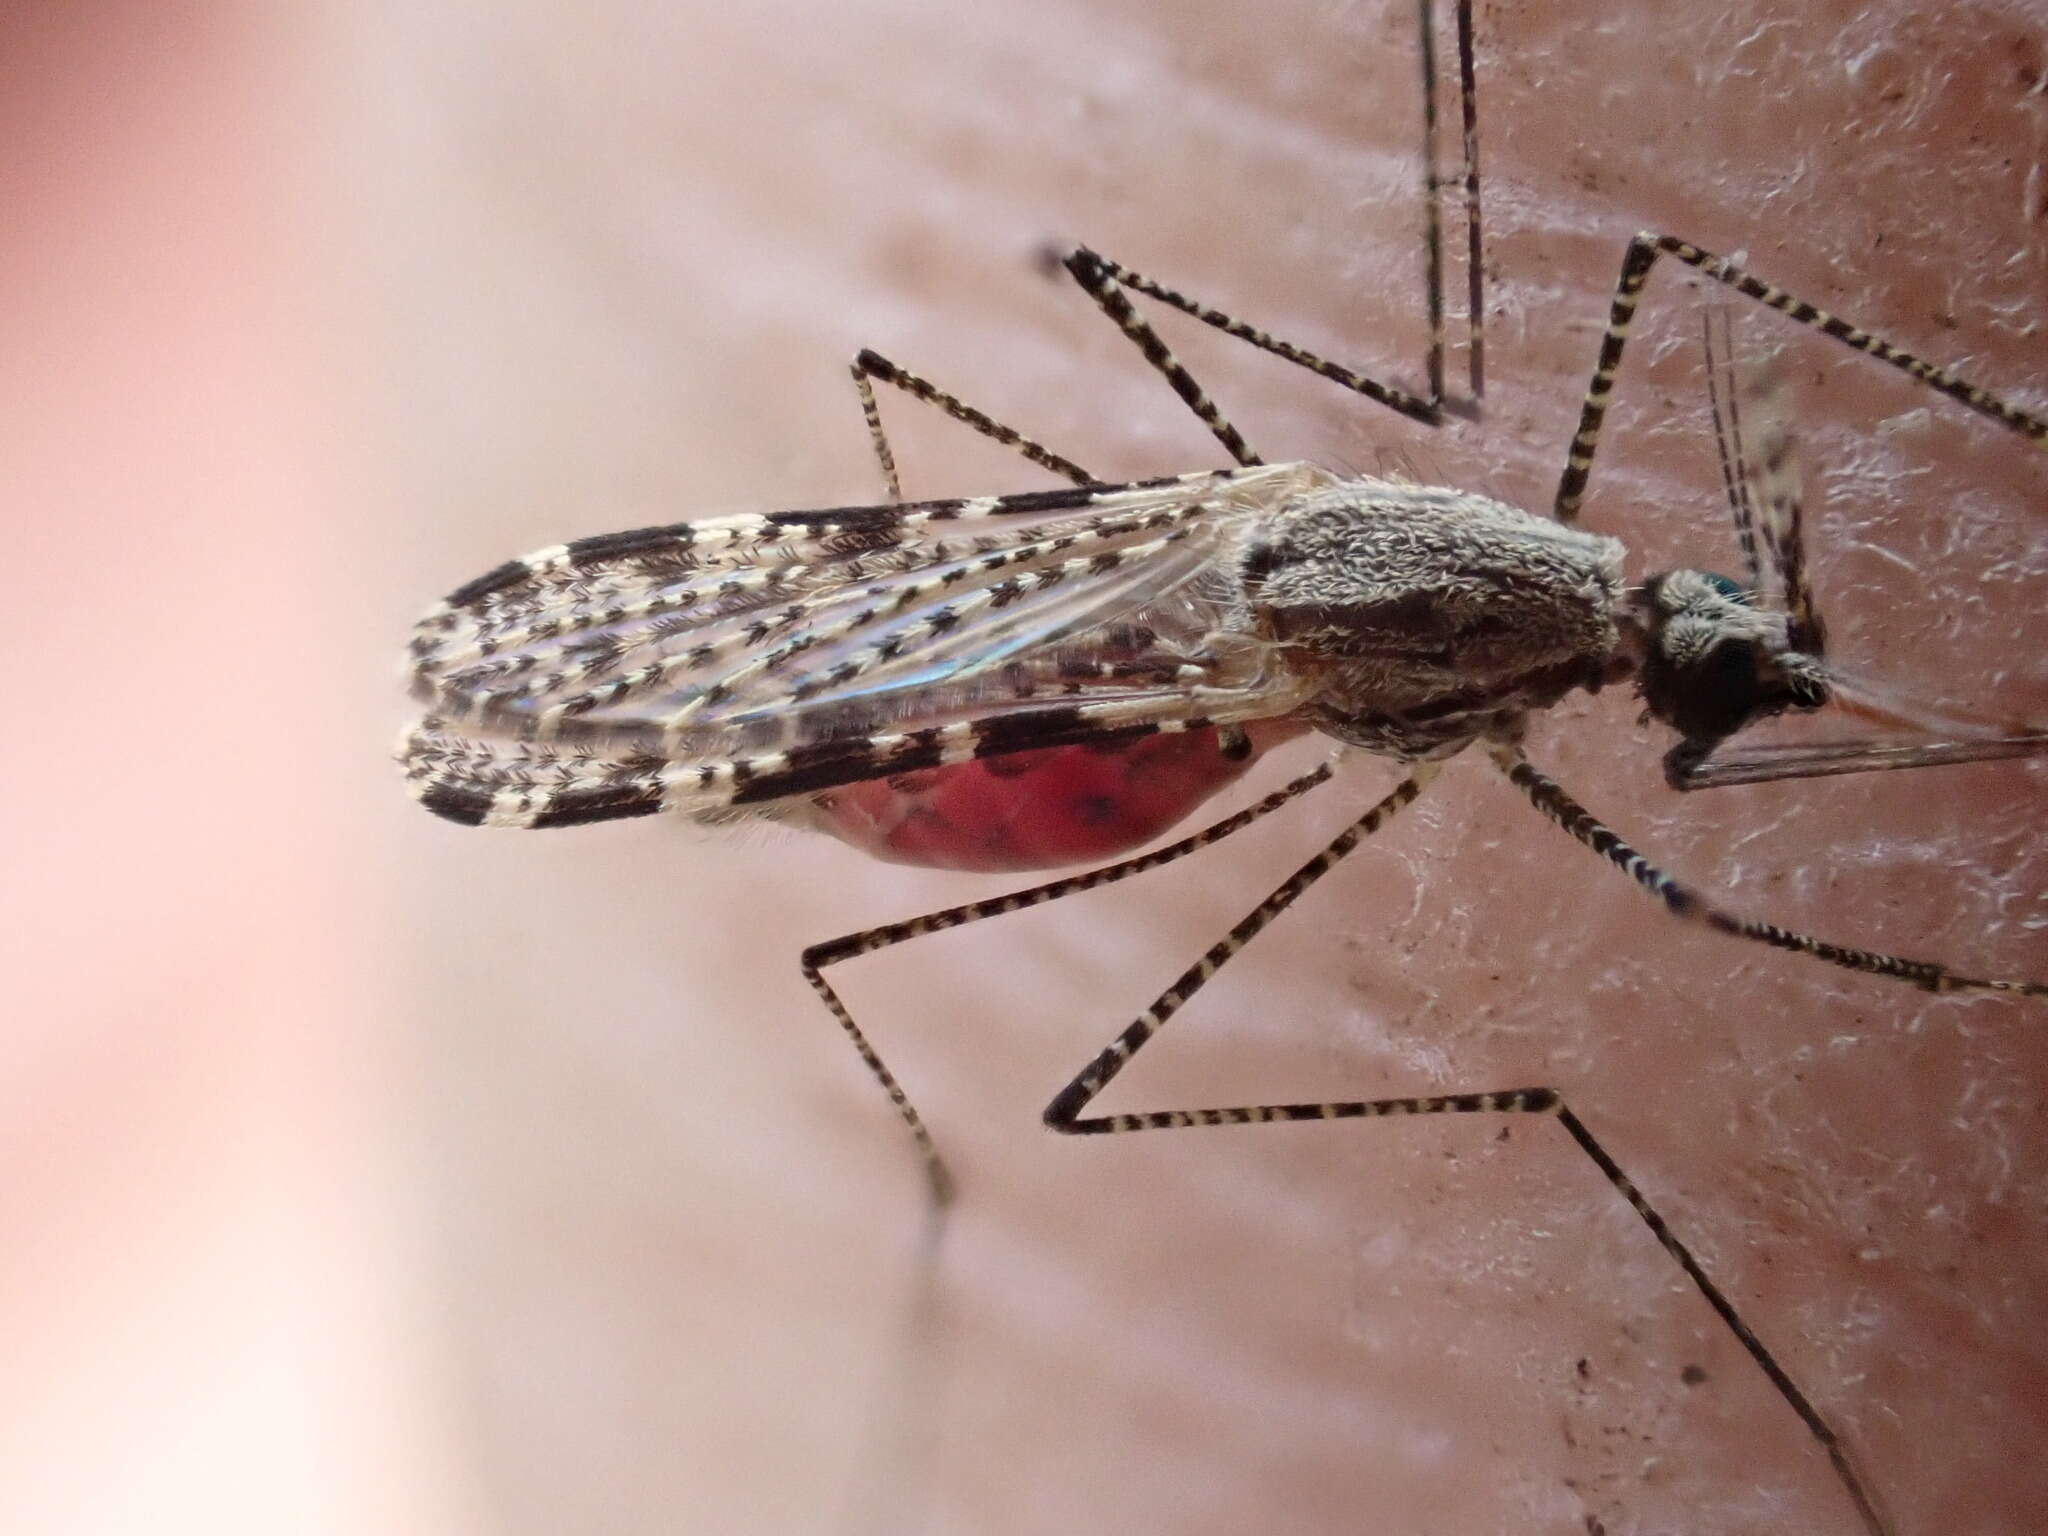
[1631, 568, 1829, 770]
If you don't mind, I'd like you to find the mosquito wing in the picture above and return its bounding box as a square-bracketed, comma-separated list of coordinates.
[400, 463, 1330, 828]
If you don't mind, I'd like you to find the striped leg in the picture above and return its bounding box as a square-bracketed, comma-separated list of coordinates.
[1060, 248, 1436, 469]
[1554, 233, 2048, 524]
[1057, 0, 1483, 463]
[1491, 743, 2046, 998]
[1419, 0, 1484, 399]
[1039, 761, 1891, 1536]
[800, 759, 1338, 1205]
[852, 0, 1479, 488]
[850, 347, 1097, 501]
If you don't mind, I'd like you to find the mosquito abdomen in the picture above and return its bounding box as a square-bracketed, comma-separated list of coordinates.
[795, 720, 1307, 872]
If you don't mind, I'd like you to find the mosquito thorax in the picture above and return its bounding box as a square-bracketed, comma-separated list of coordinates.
[1239, 480, 1628, 756]
[1633, 568, 1829, 767]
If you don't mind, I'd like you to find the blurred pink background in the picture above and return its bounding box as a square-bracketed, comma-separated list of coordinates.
[5, 3, 2044, 1533]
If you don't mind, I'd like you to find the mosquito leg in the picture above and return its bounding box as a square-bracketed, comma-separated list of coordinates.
[1550, 1106, 1892, 1536]
[1451, 0, 1483, 397]
[1059, 249, 1271, 467]
[1042, 1096, 1890, 1534]
[1061, 244, 1445, 471]
[1554, 233, 2048, 524]
[1038, 762, 1890, 1536]
[849, 347, 1097, 501]
[1490, 743, 2046, 998]
[1039, 764, 1435, 1140]
[855, 0, 1478, 486]
[1416, 0, 1484, 400]
[1416, 0, 1447, 406]
[1054, 0, 1481, 459]
[800, 759, 1339, 1205]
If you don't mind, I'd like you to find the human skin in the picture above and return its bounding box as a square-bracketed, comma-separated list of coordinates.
[24, 2, 2031, 1534]
[0, 7, 470, 1534]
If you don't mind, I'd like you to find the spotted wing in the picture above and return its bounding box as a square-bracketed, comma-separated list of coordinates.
[401, 463, 1328, 828]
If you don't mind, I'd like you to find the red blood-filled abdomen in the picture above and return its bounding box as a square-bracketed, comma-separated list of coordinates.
[802, 720, 1308, 874]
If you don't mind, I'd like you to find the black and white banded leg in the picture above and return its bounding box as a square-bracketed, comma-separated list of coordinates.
[1554, 233, 2048, 525]
[1058, 244, 1446, 471]
[850, 347, 1098, 500]
[992, 0, 1483, 473]
[1036, 762, 1893, 1536]
[800, 759, 1339, 1205]
[1420, 0, 1484, 398]
[1056, 0, 1485, 456]
[1490, 743, 2046, 999]
[849, 0, 1481, 493]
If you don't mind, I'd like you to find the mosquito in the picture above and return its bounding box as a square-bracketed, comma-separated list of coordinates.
[398, 4, 2045, 1530]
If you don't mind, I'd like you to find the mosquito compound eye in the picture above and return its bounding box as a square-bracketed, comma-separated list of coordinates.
[1701, 571, 1747, 601]
[1640, 631, 1771, 747]
[1642, 568, 1746, 623]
